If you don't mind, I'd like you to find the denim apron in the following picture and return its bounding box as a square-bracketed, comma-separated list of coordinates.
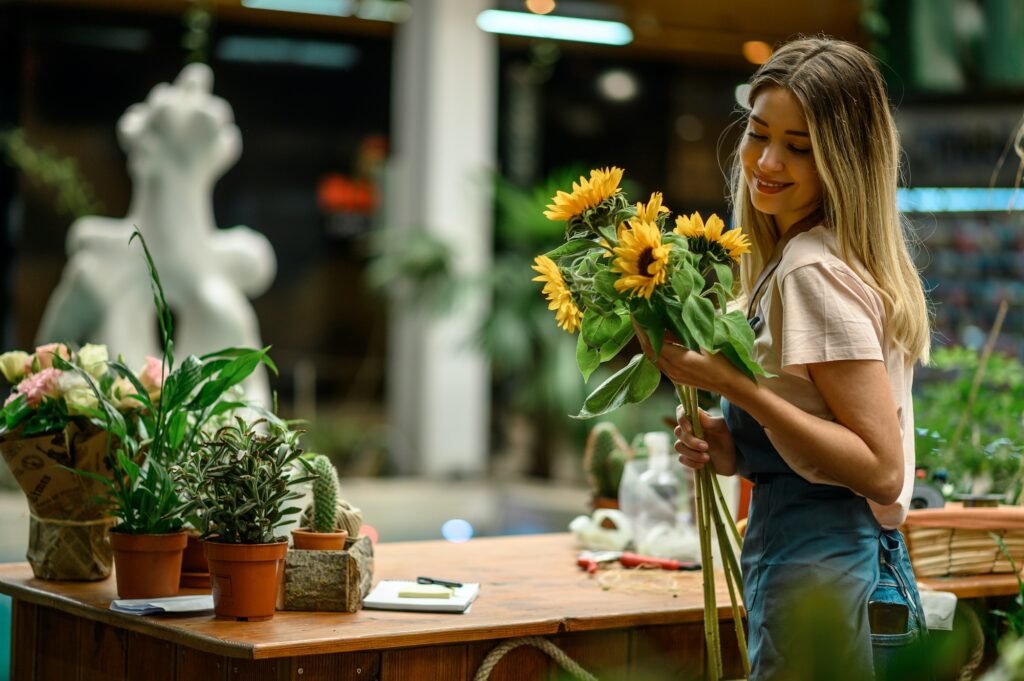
[723, 397, 928, 681]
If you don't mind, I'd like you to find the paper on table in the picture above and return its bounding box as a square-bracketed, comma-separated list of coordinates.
[110, 594, 214, 616]
[363, 580, 480, 614]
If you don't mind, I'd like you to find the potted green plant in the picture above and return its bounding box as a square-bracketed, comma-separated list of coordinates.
[173, 417, 314, 621]
[582, 422, 634, 510]
[66, 229, 279, 598]
[292, 454, 362, 550]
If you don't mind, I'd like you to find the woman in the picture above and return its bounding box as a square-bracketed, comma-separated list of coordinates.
[646, 38, 932, 680]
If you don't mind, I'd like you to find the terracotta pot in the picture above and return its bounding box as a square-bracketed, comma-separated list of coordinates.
[205, 541, 288, 621]
[109, 531, 188, 599]
[180, 531, 210, 589]
[292, 529, 349, 550]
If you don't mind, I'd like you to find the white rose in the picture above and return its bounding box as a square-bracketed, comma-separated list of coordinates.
[65, 386, 99, 416]
[0, 351, 30, 383]
[77, 344, 109, 379]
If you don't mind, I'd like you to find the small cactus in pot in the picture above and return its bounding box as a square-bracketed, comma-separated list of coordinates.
[292, 454, 362, 550]
[583, 422, 634, 510]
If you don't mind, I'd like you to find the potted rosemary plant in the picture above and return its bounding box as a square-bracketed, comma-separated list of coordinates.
[173, 418, 314, 621]
[292, 454, 362, 550]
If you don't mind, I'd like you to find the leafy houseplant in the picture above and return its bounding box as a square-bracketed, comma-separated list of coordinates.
[66, 229, 279, 597]
[915, 344, 1024, 501]
[173, 417, 313, 620]
[293, 454, 362, 550]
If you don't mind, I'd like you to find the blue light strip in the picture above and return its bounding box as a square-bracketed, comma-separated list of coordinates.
[476, 10, 633, 46]
[241, 0, 354, 17]
[897, 187, 1023, 213]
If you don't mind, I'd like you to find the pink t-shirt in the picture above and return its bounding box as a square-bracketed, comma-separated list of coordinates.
[749, 225, 915, 529]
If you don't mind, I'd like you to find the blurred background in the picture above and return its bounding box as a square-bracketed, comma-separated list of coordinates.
[0, 0, 1022, 560]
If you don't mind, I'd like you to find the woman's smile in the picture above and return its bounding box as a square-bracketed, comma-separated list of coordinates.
[752, 173, 793, 195]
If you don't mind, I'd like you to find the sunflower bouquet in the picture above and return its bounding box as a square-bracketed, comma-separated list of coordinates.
[532, 166, 764, 680]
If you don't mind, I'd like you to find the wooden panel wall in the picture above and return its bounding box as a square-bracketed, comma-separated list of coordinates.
[9, 601, 741, 681]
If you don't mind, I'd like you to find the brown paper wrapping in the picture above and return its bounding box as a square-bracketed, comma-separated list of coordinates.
[0, 422, 118, 581]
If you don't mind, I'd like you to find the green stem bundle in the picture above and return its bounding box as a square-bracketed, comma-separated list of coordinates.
[675, 383, 749, 679]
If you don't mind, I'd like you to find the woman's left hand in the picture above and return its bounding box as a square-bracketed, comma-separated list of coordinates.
[633, 320, 745, 397]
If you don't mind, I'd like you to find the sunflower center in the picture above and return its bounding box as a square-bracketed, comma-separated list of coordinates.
[637, 247, 656, 276]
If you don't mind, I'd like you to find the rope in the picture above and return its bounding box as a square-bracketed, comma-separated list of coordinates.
[29, 513, 117, 528]
[472, 637, 598, 681]
[956, 603, 984, 681]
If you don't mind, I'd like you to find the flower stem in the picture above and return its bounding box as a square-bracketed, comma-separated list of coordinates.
[673, 382, 749, 679]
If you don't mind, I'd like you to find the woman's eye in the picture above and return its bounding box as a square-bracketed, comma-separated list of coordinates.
[746, 132, 768, 141]
[788, 145, 811, 154]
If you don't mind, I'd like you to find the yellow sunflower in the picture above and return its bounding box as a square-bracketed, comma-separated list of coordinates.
[673, 211, 705, 238]
[636, 192, 670, 223]
[611, 220, 671, 298]
[719, 228, 752, 261]
[531, 255, 582, 333]
[543, 167, 624, 222]
[674, 211, 751, 263]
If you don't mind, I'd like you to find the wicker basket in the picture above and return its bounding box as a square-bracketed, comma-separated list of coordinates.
[902, 504, 1024, 578]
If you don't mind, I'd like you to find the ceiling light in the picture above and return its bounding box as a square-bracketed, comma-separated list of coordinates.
[525, 0, 556, 13]
[598, 69, 638, 102]
[242, 0, 355, 17]
[742, 40, 772, 65]
[897, 187, 1023, 212]
[477, 10, 632, 46]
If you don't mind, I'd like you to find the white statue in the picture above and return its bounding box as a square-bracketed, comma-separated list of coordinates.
[36, 63, 276, 408]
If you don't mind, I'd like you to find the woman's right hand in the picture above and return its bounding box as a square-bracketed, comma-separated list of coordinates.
[675, 404, 737, 476]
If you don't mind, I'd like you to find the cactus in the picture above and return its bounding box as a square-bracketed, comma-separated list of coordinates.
[310, 454, 342, 533]
[583, 422, 633, 501]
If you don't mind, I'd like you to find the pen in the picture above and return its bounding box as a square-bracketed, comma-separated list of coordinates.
[417, 576, 463, 588]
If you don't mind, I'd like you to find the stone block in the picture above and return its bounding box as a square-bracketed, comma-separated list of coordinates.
[279, 535, 374, 612]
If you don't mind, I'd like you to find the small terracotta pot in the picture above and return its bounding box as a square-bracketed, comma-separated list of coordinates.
[291, 529, 349, 550]
[205, 541, 288, 621]
[180, 531, 210, 589]
[110, 531, 188, 599]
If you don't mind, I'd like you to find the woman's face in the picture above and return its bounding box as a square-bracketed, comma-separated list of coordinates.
[739, 86, 822, 234]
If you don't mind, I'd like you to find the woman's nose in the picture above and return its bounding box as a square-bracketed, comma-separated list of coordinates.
[758, 146, 784, 173]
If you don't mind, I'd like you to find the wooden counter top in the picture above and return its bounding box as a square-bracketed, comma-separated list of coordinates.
[0, 533, 737, 661]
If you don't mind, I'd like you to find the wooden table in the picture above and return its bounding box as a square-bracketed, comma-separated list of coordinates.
[0, 533, 743, 681]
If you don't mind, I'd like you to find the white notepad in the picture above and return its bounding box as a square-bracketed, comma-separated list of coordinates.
[110, 594, 215, 616]
[362, 580, 480, 614]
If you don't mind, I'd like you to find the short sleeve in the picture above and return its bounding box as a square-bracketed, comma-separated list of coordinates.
[779, 262, 884, 370]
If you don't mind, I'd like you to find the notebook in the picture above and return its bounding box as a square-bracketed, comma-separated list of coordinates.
[362, 580, 480, 614]
[110, 594, 215, 616]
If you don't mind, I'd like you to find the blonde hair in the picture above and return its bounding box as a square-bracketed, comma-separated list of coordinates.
[730, 37, 931, 364]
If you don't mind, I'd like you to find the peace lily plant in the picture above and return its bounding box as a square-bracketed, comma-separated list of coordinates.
[533, 167, 765, 679]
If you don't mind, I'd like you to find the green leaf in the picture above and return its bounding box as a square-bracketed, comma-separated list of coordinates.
[661, 300, 699, 351]
[671, 261, 703, 303]
[683, 294, 716, 349]
[573, 353, 662, 419]
[599, 311, 634, 361]
[166, 410, 188, 452]
[161, 355, 204, 410]
[581, 308, 625, 349]
[711, 262, 734, 292]
[544, 238, 601, 259]
[631, 302, 664, 359]
[594, 269, 620, 300]
[713, 312, 772, 379]
[576, 334, 600, 383]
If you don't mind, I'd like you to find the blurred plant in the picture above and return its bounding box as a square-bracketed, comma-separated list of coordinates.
[582, 422, 633, 502]
[915, 341, 1024, 501]
[182, 0, 213, 65]
[369, 169, 598, 476]
[991, 533, 1024, 638]
[0, 128, 101, 219]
